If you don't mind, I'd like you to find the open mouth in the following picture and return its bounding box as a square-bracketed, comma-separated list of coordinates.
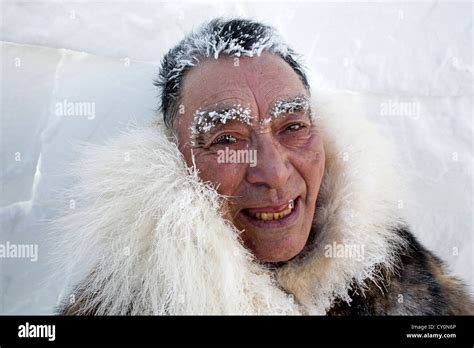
[240, 196, 300, 228]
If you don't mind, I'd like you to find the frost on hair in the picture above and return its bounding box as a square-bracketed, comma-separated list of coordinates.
[154, 18, 310, 129]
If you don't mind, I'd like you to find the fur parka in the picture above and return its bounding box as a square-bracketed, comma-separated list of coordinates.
[55, 92, 473, 315]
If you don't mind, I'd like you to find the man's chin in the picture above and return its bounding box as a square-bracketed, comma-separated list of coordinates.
[241, 225, 310, 263]
[251, 240, 306, 263]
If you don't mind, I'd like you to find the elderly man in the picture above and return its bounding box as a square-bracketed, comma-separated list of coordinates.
[59, 18, 472, 315]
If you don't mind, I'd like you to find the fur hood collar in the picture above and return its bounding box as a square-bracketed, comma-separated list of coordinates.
[54, 91, 408, 315]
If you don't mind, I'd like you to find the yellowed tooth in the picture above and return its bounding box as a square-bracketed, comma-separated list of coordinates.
[255, 207, 294, 221]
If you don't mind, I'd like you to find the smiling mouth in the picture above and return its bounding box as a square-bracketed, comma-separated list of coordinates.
[240, 196, 300, 227]
[251, 200, 295, 221]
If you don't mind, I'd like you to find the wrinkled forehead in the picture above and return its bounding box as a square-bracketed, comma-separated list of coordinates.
[180, 53, 309, 121]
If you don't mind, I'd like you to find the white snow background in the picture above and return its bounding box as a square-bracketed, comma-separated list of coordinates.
[0, 0, 472, 314]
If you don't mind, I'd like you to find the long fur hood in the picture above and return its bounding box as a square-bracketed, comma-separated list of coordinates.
[53, 92, 430, 315]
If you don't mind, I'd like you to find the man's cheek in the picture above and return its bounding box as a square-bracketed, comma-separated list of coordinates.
[307, 136, 325, 168]
[291, 148, 323, 178]
[197, 161, 245, 196]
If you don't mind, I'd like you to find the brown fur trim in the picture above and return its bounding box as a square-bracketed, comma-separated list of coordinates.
[328, 228, 474, 315]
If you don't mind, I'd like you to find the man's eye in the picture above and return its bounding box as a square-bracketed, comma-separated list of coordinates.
[285, 123, 306, 132]
[212, 134, 237, 145]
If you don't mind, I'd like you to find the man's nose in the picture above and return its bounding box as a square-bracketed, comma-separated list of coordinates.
[246, 133, 291, 190]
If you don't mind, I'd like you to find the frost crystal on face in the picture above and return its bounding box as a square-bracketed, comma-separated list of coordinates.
[191, 104, 253, 140]
[260, 95, 311, 125]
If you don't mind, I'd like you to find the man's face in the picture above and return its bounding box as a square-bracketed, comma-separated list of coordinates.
[175, 52, 325, 262]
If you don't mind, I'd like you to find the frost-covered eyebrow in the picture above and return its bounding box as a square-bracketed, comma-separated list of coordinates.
[190, 103, 253, 142]
[269, 95, 311, 118]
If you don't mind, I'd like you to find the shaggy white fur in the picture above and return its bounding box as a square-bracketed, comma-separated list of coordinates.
[52, 91, 408, 315]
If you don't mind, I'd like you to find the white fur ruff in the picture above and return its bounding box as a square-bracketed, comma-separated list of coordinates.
[52, 92, 407, 315]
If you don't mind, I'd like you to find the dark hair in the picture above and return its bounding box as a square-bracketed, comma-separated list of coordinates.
[154, 18, 310, 129]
